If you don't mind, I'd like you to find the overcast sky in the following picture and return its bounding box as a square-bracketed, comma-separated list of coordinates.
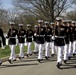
[2, 0, 75, 12]
[2, 0, 13, 9]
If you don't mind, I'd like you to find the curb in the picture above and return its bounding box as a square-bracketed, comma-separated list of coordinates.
[1, 54, 25, 62]
[1, 56, 9, 62]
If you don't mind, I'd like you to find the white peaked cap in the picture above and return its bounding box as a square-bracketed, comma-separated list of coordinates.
[34, 25, 38, 28]
[38, 20, 43, 23]
[19, 24, 24, 26]
[9, 22, 15, 25]
[67, 20, 72, 23]
[44, 21, 49, 24]
[56, 17, 63, 21]
[27, 24, 31, 26]
[72, 21, 76, 24]
[50, 22, 54, 25]
[62, 20, 67, 23]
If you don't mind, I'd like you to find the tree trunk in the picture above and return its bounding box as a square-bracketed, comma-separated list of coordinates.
[50, 0, 54, 22]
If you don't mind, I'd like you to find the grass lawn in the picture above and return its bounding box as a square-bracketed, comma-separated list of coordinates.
[0, 43, 34, 58]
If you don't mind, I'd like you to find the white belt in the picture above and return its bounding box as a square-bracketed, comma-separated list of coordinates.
[19, 36, 26, 38]
[9, 37, 16, 39]
[47, 35, 52, 37]
[28, 36, 33, 38]
[36, 35, 45, 37]
[55, 36, 65, 38]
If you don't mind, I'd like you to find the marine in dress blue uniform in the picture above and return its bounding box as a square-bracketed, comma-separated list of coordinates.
[50, 22, 55, 57]
[62, 20, 70, 64]
[17, 24, 26, 60]
[71, 21, 76, 57]
[0, 28, 5, 65]
[26, 24, 34, 57]
[33, 25, 39, 55]
[67, 20, 74, 60]
[7, 22, 18, 63]
[54, 17, 66, 68]
[36, 20, 45, 62]
[44, 21, 52, 59]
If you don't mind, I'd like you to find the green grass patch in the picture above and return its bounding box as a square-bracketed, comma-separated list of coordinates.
[0, 43, 34, 58]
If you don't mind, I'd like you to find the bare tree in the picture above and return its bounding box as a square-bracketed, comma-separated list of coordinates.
[0, 9, 8, 24]
[12, 0, 73, 22]
[66, 10, 76, 21]
[0, 0, 9, 32]
[0, 0, 8, 26]
[71, 0, 76, 4]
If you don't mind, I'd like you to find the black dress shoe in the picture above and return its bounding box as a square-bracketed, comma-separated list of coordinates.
[22, 57, 24, 58]
[18, 57, 21, 60]
[0, 62, 2, 66]
[8, 60, 12, 64]
[34, 52, 38, 55]
[29, 54, 32, 56]
[18, 57, 24, 60]
[45, 56, 49, 60]
[64, 60, 67, 64]
[38, 59, 41, 62]
[34, 52, 36, 54]
[26, 54, 29, 57]
[13, 59, 16, 61]
[73, 53, 76, 57]
[37, 59, 43, 63]
[51, 54, 55, 57]
[68, 57, 71, 60]
[56, 63, 62, 69]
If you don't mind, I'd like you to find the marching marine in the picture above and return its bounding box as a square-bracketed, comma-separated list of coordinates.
[72, 21, 76, 56]
[26, 24, 34, 57]
[0, 28, 6, 65]
[62, 20, 70, 63]
[17, 24, 26, 60]
[7, 22, 18, 63]
[33, 25, 39, 55]
[50, 22, 55, 57]
[44, 21, 52, 59]
[36, 20, 45, 62]
[54, 17, 66, 68]
[68, 20, 74, 60]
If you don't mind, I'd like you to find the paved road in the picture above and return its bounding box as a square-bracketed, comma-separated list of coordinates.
[0, 55, 76, 75]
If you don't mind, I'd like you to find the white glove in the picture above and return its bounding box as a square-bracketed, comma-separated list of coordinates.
[52, 36, 55, 40]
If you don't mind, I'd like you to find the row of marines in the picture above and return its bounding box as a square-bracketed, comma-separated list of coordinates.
[0, 17, 76, 69]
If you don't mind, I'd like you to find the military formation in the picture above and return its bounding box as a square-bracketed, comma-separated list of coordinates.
[0, 17, 76, 69]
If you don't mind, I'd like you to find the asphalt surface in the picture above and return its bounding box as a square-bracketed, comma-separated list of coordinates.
[0, 55, 76, 75]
